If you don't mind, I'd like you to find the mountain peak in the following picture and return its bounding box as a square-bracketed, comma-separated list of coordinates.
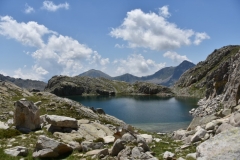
[78, 69, 112, 79]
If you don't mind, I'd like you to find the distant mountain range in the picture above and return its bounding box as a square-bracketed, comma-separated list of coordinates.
[0, 74, 47, 91]
[79, 60, 195, 86]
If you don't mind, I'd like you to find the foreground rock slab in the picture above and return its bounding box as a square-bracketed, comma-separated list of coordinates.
[33, 135, 73, 158]
[197, 127, 240, 160]
[46, 115, 78, 128]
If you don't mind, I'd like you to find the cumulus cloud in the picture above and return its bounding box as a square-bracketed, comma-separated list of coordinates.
[0, 70, 8, 76]
[163, 51, 190, 63]
[0, 16, 54, 48]
[0, 16, 108, 80]
[115, 44, 125, 48]
[24, 3, 35, 14]
[110, 6, 210, 50]
[89, 51, 110, 66]
[42, 1, 69, 12]
[13, 68, 45, 80]
[159, 5, 171, 18]
[194, 32, 210, 45]
[113, 54, 165, 76]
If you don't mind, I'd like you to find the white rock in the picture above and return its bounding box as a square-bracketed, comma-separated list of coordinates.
[153, 138, 162, 142]
[45, 115, 78, 128]
[4, 146, 28, 157]
[0, 121, 9, 129]
[139, 134, 153, 143]
[103, 135, 115, 144]
[163, 151, 175, 159]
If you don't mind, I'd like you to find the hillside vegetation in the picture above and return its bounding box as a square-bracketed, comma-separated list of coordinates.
[44, 76, 174, 97]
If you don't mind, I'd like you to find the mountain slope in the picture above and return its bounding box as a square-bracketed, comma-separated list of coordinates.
[78, 60, 195, 86]
[173, 45, 240, 116]
[113, 73, 140, 83]
[78, 69, 112, 79]
[0, 74, 46, 91]
[162, 60, 195, 86]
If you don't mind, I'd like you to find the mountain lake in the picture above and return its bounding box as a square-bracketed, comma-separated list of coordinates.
[67, 95, 199, 133]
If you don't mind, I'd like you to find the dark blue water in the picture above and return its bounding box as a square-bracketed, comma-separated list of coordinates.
[67, 95, 198, 132]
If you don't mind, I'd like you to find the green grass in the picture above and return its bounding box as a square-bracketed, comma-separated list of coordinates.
[0, 129, 21, 139]
[150, 133, 196, 160]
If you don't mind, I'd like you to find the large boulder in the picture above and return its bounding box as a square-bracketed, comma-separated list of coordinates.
[137, 135, 150, 152]
[173, 129, 187, 140]
[33, 135, 73, 158]
[111, 139, 126, 156]
[215, 122, 235, 134]
[45, 115, 78, 129]
[14, 100, 41, 131]
[229, 112, 240, 127]
[197, 127, 240, 159]
[191, 127, 207, 143]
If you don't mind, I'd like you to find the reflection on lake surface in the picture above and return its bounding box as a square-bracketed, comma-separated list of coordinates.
[67, 95, 199, 132]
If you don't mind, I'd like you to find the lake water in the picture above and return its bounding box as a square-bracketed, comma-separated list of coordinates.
[67, 95, 199, 133]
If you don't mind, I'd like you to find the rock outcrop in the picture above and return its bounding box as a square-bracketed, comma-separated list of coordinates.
[174, 45, 240, 117]
[0, 74, 46, 91]
[44, 76, 174, 97]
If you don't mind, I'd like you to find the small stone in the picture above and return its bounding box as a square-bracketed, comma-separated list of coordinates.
[163, 151, 175, 159]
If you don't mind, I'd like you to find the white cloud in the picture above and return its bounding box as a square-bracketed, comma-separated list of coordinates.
[115, 44, 125, 48]
[113, 54, 165, 76]
[163, 51, 190, 63]
[42, 1, 69, 12]
[159, 5, 171, 18]
[13, 68, 45, 80]
[33, 65, 49, 75]
[24, 3, 35, 14]
[0, 16, 109, 80]
[194, 32, 210, 45]
[0, 16, 54, 48]
[89, 51, 110, 66]
[110, 7, 210, 50]
[0, 70, 8, 76]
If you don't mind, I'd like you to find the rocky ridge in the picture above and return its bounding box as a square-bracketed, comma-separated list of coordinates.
[168, 45, 240, 159]
[44, 76, 174, 97]
[79, 60, 195, 86]
[0, 74, 46, 91]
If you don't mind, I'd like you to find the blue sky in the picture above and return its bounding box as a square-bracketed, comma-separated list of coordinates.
[0, 0, 239, 81]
